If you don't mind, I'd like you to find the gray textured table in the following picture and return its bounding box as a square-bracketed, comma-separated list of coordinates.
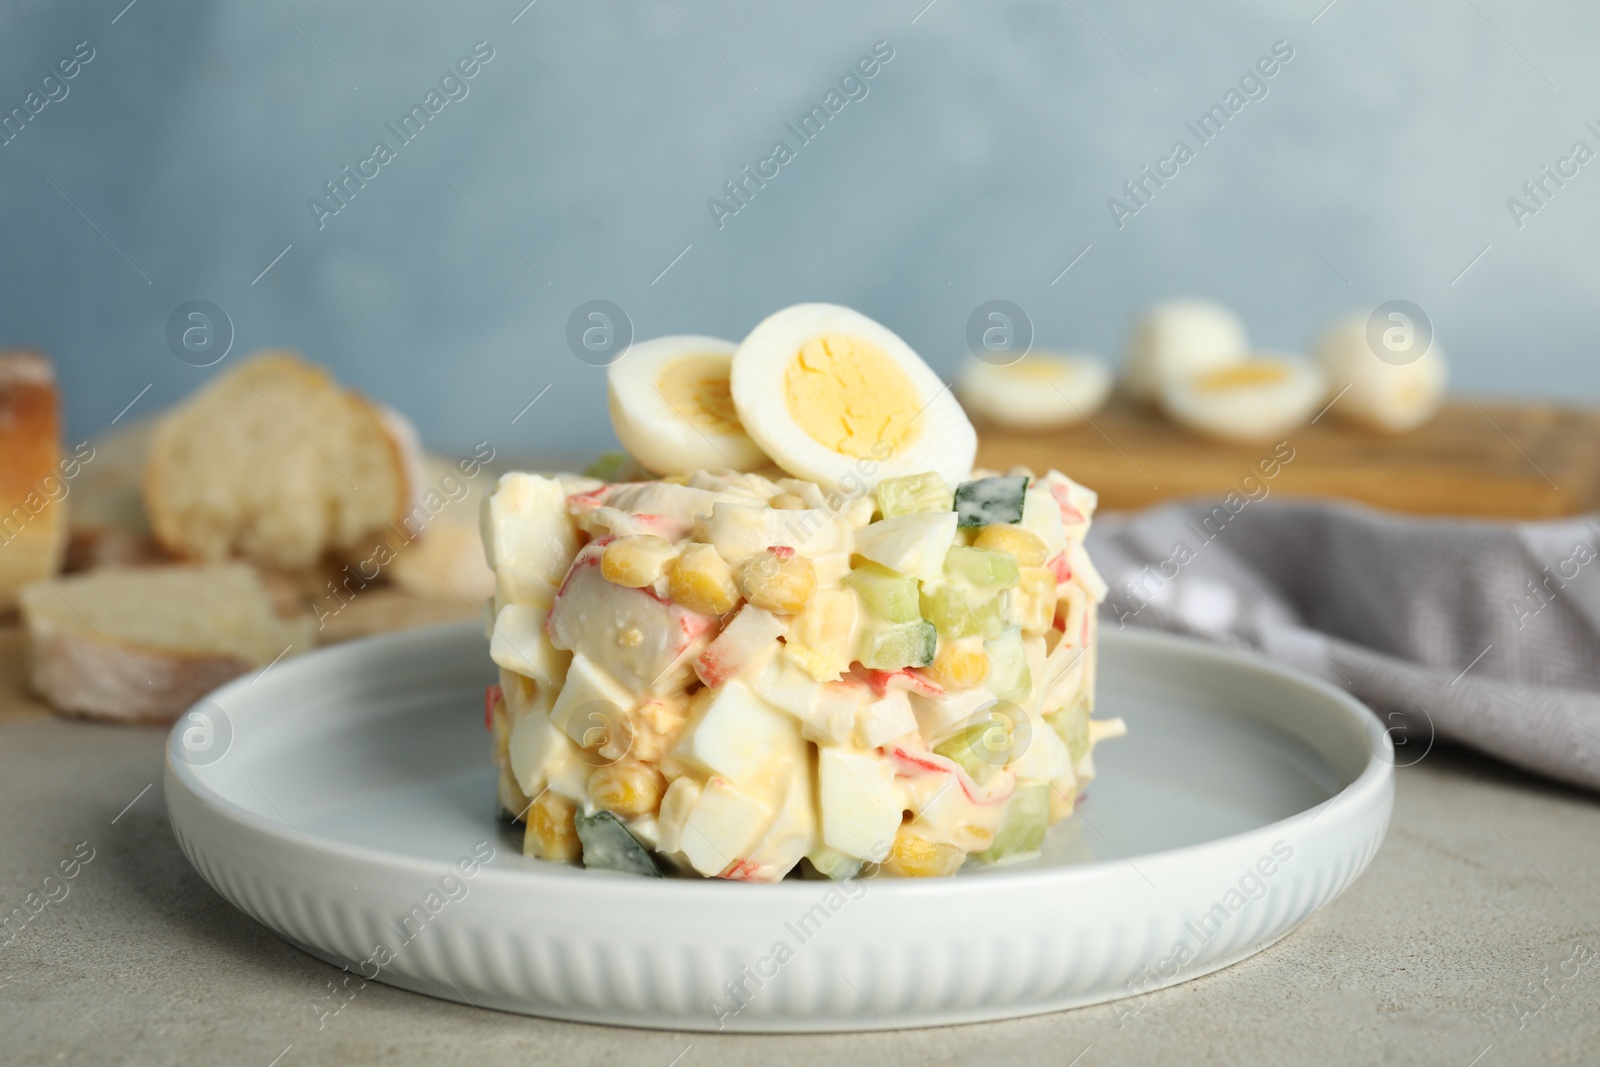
[3, 715, 1598, 1066]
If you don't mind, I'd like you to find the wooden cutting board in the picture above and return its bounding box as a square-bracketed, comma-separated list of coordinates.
[975, 400, 1600, 520]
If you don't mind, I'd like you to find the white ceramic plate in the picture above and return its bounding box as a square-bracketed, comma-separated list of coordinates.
[165, 621, 1393, 1033]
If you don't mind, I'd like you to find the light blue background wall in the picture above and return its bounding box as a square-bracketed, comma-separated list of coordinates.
[2, 0, 1596, 459]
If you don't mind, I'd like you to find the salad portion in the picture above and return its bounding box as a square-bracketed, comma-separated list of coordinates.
[483, 304, 1123, 880]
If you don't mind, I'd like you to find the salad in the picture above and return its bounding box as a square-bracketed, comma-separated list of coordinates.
[483, 304, 1123, 880]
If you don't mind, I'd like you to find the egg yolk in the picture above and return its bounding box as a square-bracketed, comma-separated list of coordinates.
[998, 356, 1072, 380]
[658, 354, 742, 434]
[1196, 362, 1290, 392]
[783, 334, 920, 457]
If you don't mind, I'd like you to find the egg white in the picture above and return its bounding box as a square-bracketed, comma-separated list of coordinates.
[1162, 354, 1327, 443]
[607, 335, 769, 475]
[730, 303, 976, 490]
[955, 351, 1113, 429]
[1123, 299, 1249, 405]
[1313, 314, 1447, 434]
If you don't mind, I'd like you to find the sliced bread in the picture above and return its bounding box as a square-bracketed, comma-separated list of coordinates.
[18, 564, 314, 723]
[0, 351, 68, 610]
[144, 351, 420, 570]
[64, 416, 168, 571]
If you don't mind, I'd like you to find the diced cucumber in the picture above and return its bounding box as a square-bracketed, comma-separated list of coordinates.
[582, 451, 650, 482]
[844, 563, 922, 624]
[574, 810, 663, 877]
[858, 619, 937, 669]
[920, 582, 1004, 640]
[934, 700, 1030, 783]
[954, 476, 1028, 528]
[805, 847, 864, 880]
[944, 546, 1021, 589]
[975, 783, 1049, 863]
[928, 716, 998, 783]
[583, 452, 629, 481]
[1046, 694, 1091, 766]
[876, 472, 953, 519]
[984, 627, 1032, 703]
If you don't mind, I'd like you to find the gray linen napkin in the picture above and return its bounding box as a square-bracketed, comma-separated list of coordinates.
[1086, 499, 1600, 791]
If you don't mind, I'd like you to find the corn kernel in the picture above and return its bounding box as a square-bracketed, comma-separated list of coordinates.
[885, 827, 966, 878]
[735, 549, 817, 615]
[524, 791, 581, 861]
[927, 639, 990, 690]
[601, 535, 677, 588]
[589, 760, 667, 816]
[1013, 566, 1059, 634]
[769, 493, 809, 510]
[666, 543, 740, 615]
[973, 525, 1049, 567]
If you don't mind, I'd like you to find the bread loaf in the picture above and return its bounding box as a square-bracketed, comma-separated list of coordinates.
[0, 351, 69, 610]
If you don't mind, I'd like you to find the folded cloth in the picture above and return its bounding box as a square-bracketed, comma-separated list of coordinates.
[1087, 499, 1600, 792]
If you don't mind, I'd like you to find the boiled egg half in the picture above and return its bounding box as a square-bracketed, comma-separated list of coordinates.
[1123, 299, 1249, 405]
[730, 304, 976, 490]
[1313, 314, 1447, 434]
[1161, 355, 1327, 443]
[955, 351, 1113, 429]
[607, 336, 770, 476]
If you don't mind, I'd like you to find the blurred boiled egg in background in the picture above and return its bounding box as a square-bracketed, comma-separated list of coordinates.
[730, 303, 976, 490]
[1161, 354, 1328, 444]
[1122, 299, 1249, 406]
[1313, 314, 1448, 434]
[955, 351, 1113, 429]
[607, 336, 770, 476]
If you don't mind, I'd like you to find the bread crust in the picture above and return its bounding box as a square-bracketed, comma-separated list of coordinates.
[25, 627, 256, 724]
[19, 562, 316, 724]
[0, 349, 66, 610]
